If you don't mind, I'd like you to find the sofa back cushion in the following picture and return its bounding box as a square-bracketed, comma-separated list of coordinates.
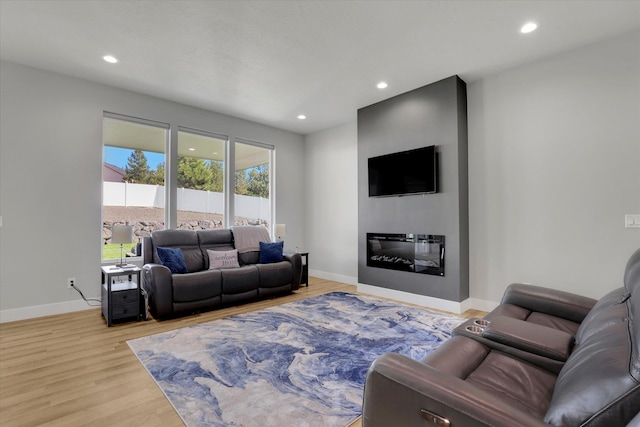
[197, 229, 235, 269]
[151, 229, 204, 273]
[239, 251, 260, 266]
[544, 248, 640, 427]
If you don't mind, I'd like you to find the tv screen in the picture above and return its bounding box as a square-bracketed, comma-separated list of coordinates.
[368, 145, 438, 197]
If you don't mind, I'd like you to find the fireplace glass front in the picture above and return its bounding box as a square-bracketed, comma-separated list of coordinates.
[366, 233, 445, 276]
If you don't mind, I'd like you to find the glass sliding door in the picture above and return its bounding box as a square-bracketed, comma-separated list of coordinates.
[234, 139, 273, 231]
[177, 128, 227, 230]
[102, 114, 168, 260]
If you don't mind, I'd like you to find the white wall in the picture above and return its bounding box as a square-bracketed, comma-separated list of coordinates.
[467, 30, 640, 302]
[2, 30, 638, 320]
[305, 31, 639, 306]
[304, 121, 358, 284]
[0, 60, 305, 319]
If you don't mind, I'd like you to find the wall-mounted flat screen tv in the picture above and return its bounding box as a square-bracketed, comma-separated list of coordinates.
[368, 145, 438, 197]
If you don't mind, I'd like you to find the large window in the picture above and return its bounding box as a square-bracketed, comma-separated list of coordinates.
[177, 129, 227, 229]
[234, 139, 273, 230]
[102, 114, 168, 260]
[102, 114, 277, 261]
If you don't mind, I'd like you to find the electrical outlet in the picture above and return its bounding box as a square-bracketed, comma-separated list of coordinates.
[67, 278, 76, 289]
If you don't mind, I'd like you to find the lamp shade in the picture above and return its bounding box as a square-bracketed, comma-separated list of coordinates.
[275, 224, 286, 241]
[112, 224, 133, 244]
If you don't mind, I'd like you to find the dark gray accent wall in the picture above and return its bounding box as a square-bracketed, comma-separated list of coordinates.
[357, 76, 469, 302]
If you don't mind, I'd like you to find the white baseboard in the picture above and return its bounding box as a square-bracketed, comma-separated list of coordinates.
[464, 298, 500, 313]
[356, 283, 499, 315]
[356, 283, 466, 314]
[309, 269, 358, 286]
[0, 299, 96, 323]
[0, 280, 499, 324]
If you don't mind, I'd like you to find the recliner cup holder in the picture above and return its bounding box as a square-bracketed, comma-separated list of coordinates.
[465, 325, 484, 334]
[474, 319, 490, 327]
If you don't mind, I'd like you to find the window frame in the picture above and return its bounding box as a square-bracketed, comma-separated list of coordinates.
[101, 112, 278, 263]
[101, 112, 170, 263]
[233, 137, 275, 233]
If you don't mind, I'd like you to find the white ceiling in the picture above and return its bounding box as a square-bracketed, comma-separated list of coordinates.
[1, 0, 639, 135]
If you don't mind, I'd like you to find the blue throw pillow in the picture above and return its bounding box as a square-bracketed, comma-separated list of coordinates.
[259, 241, 284, 264]
[156, 246, 188, 274]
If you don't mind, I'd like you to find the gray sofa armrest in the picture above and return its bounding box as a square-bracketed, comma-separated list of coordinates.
[482, 316, 574, 361]
[363, 353, 550, 427]
[283, 252, 302, 290]
[501, 283, 597, 324]
[143, 263, 173, 318]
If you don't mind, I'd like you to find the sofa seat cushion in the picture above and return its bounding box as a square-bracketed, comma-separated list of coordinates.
[220, 265, 259, 295]
[467, 351, 556, 419]
[257, 261, 293, 289]
[172, 270, 222, 303]
[486, 303, 580, 336]
[423, 335, 556, 419]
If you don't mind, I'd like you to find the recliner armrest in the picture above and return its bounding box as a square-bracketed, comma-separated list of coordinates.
[143, 263, 173, 318]
[482, 316, 574, 361]
[501, 283, 597, 324]
[453, 319, 566, 374]
[283, 253, 302, 290]
[363, 352, 550, 427]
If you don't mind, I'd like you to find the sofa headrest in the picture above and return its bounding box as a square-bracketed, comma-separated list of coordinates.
[151, 229, 199, 247]
[197, 229, 233, 247]
[197, 229, 235, 270]
[150, 229, 204, 273]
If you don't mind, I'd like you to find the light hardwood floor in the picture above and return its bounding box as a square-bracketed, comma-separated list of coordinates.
[0, 278, 486, 427]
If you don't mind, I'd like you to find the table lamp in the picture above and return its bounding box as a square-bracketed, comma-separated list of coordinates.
[275, 224, 286, 242]
[112, 224, 133, 267]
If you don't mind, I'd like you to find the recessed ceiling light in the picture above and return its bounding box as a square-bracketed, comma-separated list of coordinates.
[102, 55, 118, 64]
[377, 81, 388, 89]
[188, 148, 195, 151]
[520, 22, 538, 34]
[297, 115, 307, 120]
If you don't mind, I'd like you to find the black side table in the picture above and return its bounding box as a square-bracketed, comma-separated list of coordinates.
[101, 266, 141, 327]
[299, 252, 309, 287]
[286, 251, 309, 287]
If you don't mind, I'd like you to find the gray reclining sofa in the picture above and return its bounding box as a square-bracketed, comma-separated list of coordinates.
[143, 228, 302, 319]
[363, 248, 640, 427]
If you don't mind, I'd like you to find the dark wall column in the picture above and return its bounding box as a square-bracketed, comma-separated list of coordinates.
[357, 75, 469, 302]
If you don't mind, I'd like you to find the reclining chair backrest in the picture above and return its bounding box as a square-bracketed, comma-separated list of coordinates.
[197, 229, 235, 270]
[626, 248, 640, 382]
[148, 229, 205, 273]
[544, 248, 640, 427]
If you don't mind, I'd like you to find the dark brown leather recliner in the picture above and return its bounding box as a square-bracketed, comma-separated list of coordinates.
[363, 248, 640, 427]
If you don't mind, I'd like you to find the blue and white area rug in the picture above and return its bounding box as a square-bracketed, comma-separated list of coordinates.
[127, 292, 463, 427]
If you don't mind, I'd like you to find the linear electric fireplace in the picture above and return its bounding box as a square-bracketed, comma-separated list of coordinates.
[366, 233, 445, 276]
